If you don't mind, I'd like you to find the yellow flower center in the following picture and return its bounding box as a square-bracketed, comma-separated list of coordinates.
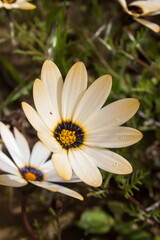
[24, 172, 36, 181]
[2, 0, 16, 3]
[59, 129, 76, 147]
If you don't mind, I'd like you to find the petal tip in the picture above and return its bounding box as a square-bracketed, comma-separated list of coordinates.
[79, 195, 84, 201]
[126, 164, 133, 174]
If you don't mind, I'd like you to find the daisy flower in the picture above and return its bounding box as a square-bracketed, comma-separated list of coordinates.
[117, 0, 160, 32]
[0, 0, 36, 10]
[22, 60, 142, 187]
[0, 122, 83, 200]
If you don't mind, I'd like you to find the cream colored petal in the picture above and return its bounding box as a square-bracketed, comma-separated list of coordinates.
[0, 174, 27, 187]
[22, 102, 48, 132]
[41, 60, 63, 121]
[62, 62, 87, 120]
[31, 181, 83, 200]
[52, 150, 72, 181]
[13, 2, 36, 9]
[134, 18, 160, 32]
[0, 122, 24, 168]
[0, 2, 3, 8]
[37, 131, 61, 152]
[73, 75, 112, 124]
[82, 146, 132, 174]
[86, 127, 143, 148]
[129, 1, 160, 15]
[14, 127, 30, 165]
[0, 151, 19, 175]
[30, 141, 51, 167]
[33, 79, 58, 130]
[85, 98, 140, 130]
[69, 148, 102, 187]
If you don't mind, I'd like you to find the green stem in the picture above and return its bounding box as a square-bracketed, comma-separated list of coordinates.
[56, 216, 61, 240]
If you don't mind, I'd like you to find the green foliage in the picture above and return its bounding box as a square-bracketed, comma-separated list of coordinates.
[33, 219, 44, 240]
[78, 209, 114, 234]
[117, 170, 148, 198]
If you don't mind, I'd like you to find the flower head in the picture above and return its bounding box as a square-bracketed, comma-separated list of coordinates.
[118, 0, 160, 32]
[0, 122, 83, 200]
[22, 60, 142, 187]
[0, 0, 36, 10]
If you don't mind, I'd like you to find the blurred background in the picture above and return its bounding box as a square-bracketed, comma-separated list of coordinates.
[0, 0, 160, 239]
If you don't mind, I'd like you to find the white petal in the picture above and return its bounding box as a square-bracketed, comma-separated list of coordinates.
[117, 0, 127, 9]
[150, 10, 160, 16]
[0, 122, 23, 168]
[0, 174, 27, 187]
[41, 60, 63, 122]
[37, 131, 61, 152]
[85, 98, 140, 130]
[69, 148, 102, 187]
[33, 79, 58, 130]
[129, 1, 160, 15]
[30, 141, 51, 167]
[32, 181, 83, 200]
[81, 146, 132, 174]
[2, 3, 13, 9]
[44, 160, 80, 182]
[0, 151, 19, 175]
[86, 126, 143, 148]
[14, 127, 30, 165]
[22, 102, 49, 132]
[52, 150, 72, 181]
[62, 62, 88, 120]
[52, 183, 83, 200]
[134, 18, 160, 32]
[13, 2, 36, 9]
[73, 75, 112, 124]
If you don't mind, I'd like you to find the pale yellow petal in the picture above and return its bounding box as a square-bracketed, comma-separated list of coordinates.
[37, 131, 61, 152]
[85, 98, 140, 130]
[69, 149, 102, 187]
[134, 18, 160, 32]
[32, 181, 83, 200]
[33, 79, 57, 130]
[81, 146, 133, 175]
[62, 62, 88, 120]
[52, 150, 72, 181]
[22, 102, 48, 132]
[86, 127, 143, 148]
[41, 60, 63, 121]
[14, 2, 36, 10]
[73, 75, 112, 125]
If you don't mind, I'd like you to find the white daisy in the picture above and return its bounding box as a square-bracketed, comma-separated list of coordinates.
[0, 122, 83, 200]
[0, 0, 36, 10]
[117, 0, 160, 32]
[22, 60, 143, 187]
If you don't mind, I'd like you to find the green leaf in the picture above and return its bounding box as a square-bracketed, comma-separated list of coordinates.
[78, 209, 114, 234]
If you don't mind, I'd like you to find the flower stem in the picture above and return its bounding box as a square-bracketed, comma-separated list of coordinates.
[56, 216, 61, 240]
[21, 191, 40, 240]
